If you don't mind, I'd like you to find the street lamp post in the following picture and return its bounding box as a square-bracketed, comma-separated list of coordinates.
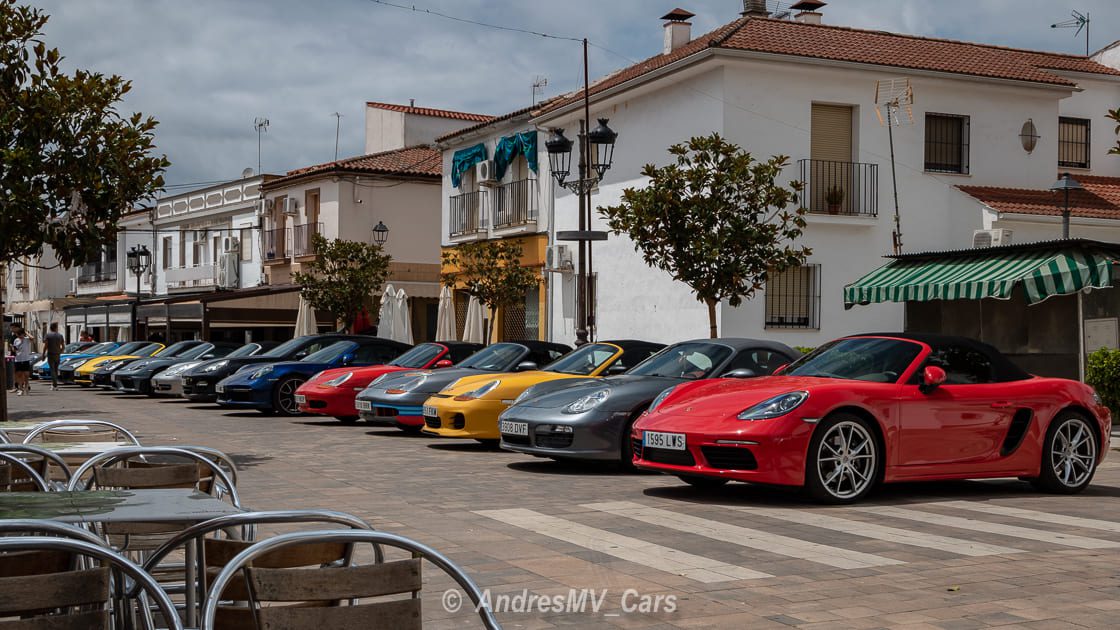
[372, 221, 390, 247]
[546, 38, 618, 344]
[126, 245, 151, 341]
[1050, 172, 1083, 239]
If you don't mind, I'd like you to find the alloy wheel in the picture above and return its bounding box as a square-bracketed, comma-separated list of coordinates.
[1050, 416, 1096, 488]
[816, 420, 876, 500]
[277, 379, 304, 415]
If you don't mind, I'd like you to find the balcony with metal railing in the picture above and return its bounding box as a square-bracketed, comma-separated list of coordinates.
[449, 191, 484, 238]
[292, 222, 322, 257]
[798, 159, 878, 217]
[164, 262, 217, 291]
[493, 178, 539, 230]
[78, 261, 117, 284]
[263, 226, 287, 262]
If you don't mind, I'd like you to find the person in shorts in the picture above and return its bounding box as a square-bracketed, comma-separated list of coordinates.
[44, 323, 65, 390]
[12, 326, 32, 396]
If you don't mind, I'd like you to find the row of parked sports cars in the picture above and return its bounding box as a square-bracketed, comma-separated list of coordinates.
[49, 332, 1111, 503]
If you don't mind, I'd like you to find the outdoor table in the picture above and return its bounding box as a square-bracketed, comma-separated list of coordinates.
[33, 440, 139, 460]
[0, 489, 243, 625]
[0, 420, 112, 438]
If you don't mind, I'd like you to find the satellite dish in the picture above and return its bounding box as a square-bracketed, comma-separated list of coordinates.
[241, 168, 255, 178]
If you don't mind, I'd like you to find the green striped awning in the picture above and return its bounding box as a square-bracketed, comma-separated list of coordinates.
[844, 247, 1117, 307]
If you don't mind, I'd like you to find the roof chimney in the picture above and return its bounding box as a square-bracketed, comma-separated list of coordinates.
[791, 0, 826, 24]
[741, 0, 770, 17]
[661, 8, 695, 54]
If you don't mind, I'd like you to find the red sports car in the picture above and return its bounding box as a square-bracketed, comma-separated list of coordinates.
[295, 341, 483, 423]
[633, 334, 1111, 503]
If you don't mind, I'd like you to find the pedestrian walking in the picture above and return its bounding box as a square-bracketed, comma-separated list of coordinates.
[11, 326, 32, 396]
[44, 322, 65, 391]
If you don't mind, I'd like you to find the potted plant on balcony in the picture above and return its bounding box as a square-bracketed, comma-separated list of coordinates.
[825, 185, 844, 215]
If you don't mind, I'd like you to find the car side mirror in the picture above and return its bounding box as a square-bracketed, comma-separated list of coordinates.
[340, 354, 355, 366]
[607, 364, 628, 375]
[514, 361, 538, 372]
[434, 359, 453, 368]
[920, 365, 946, 393]
[293, 351, 309, 360]
[724, 368, 757, 379]
[201, 354, 216, 360]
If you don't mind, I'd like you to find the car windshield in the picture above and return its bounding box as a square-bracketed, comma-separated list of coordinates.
[227, 343, 261, 358]
[178, 344, 215, 360]
[135, 343, 163, 357]
[783, 337, 922, 383]
[544, 343, 618, 376]
[62, 342, 85, 353]
[261, 337, 315, 358]
[114, 342, 149, 355]
[86, 342, 118, 355]
[302, 341, 356, 363]
[160, 341, 198, 357]
[390, 343, 444, 368]
[457, 343, 526, 370]
[628, 342, 733, 379]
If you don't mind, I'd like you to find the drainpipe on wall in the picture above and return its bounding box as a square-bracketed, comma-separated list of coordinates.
[538, 125, 558, 343]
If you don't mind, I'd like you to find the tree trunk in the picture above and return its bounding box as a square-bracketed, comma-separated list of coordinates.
[706, 298, 718, 339]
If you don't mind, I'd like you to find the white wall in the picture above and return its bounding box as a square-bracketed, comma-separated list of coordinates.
[1053, 74, 1120, 177]
[365, 105, 480, 154]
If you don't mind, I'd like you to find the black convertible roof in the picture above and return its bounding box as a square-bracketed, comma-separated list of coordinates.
[680, 337, 800, 355]
[851, 333, 1031, 382]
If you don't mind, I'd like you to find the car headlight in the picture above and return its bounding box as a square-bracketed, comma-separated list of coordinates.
[323, 372, 353, 387]
[510, 387, 537, 406]
[439, 378, 463, 394]
[203, 360, 230, 373]
[106, 362, 128, 373]
[386, 372, 428, 393]
[250, 365, 274, 380]
[737, 391, 809, 421]
[454, 380, 500, 401]
[648, 386, 677, 414]
[563, 389, 611, 414]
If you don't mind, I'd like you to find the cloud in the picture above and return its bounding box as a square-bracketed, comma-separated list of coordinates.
[29, 0, 1120, 190]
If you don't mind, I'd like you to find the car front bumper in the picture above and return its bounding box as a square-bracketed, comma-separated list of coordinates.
[498, 407, 626, 461]
[215, 383, 272, 409]
[296, 385, 361, 417]
[113, 372, 153, 394]
[151, 374, 185, 396]
[421, 396, 507, 439]
[181, 374, 225, 401]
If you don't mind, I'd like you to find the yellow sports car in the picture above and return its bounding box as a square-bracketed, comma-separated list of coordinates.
[421, 340, 664, 442]
[73, 341, 165, 387]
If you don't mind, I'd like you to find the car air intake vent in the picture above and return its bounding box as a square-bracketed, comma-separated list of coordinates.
[1000, 409, 1033, 456]
[503, 434, 531, 446]
[424, 416, 442, 429]
[642, 446, 696, 467]
[701, 446, 758, 470]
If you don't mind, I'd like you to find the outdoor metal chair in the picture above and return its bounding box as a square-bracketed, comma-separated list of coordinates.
[0, 452, 51, 492]
[140, 510, 379, 628]
[0, 429, 8, 444]
[201, 529, 500, 630]
[0, 444, 74, 488]
[21, 419, 142, 445]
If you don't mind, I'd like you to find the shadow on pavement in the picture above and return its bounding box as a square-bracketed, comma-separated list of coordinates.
[227, 453, 274, 469]
[364, 429, 429, 439]
[506, 459, 631, 476]
[426, 442, 506, 453]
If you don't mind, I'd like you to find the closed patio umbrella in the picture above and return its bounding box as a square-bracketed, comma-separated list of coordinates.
[293, 294, 318, 337]
[436, 286, 456, 341]
[462, 295, 484, 344]
[377, 284, 396, 341]
[394, 288, 413, 345]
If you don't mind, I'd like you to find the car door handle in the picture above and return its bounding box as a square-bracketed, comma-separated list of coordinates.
[990, 401, 1013, 409]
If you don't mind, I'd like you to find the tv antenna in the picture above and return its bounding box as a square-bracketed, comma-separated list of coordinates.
[875, 78, 914, 255]
[332, 112, 343, 161]
[1051, 10, 1090, 56]
[253, 117, 270, 174]
[531, 75, 548, 106]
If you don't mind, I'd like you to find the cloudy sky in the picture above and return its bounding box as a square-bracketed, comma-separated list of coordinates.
[30, 0, 1120, 191]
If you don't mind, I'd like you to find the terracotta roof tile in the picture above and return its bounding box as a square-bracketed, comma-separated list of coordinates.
[265, 146, 441, 188]
[366, 101, 493, 123]
[536, 17, 1120, 117]
[959, 175, 1120, 221]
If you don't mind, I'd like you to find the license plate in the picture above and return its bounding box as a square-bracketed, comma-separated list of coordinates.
[500, 420, 528, 436]
[216, 384, 225, 393]
[423, 404, 438, 417]
[355, 400, 372, 411]
[294, 394, 306, 404]
[643, 431, 685, 450]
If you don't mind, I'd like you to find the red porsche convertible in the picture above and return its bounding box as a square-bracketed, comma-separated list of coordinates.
[295, 341, 482, 423]
[633, 334, 1110, 503]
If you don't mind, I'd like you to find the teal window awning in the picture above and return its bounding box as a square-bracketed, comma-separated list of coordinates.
[451, 144, 487, 188]
[844, 243, 1119, 308]
[492, 131, 538, 181]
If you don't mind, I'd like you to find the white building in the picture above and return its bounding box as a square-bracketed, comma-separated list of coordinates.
[520, 4, 1120, 346]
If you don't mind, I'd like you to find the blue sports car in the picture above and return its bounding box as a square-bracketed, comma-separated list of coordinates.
[214, 338, 411, 416]
[35, 341, 117, 379]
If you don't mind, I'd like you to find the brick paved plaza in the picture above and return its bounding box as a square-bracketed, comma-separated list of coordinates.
[8, 388, 1120, 629]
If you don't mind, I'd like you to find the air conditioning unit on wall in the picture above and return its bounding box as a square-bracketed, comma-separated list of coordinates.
[222, 236, 240, 253]
[972, 229, 1012, 248]
[281, 197, 299, 215]
[545, 244, 573, 273]
[476, 160, 498, 185]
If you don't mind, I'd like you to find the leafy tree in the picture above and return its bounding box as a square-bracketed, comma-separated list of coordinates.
[1107, 108, 1120, 155]
[441, 240, 540, 342]
[0, 0, 167, 420]
[599, 133, 810, 338]
[293, 234, 392, 332]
